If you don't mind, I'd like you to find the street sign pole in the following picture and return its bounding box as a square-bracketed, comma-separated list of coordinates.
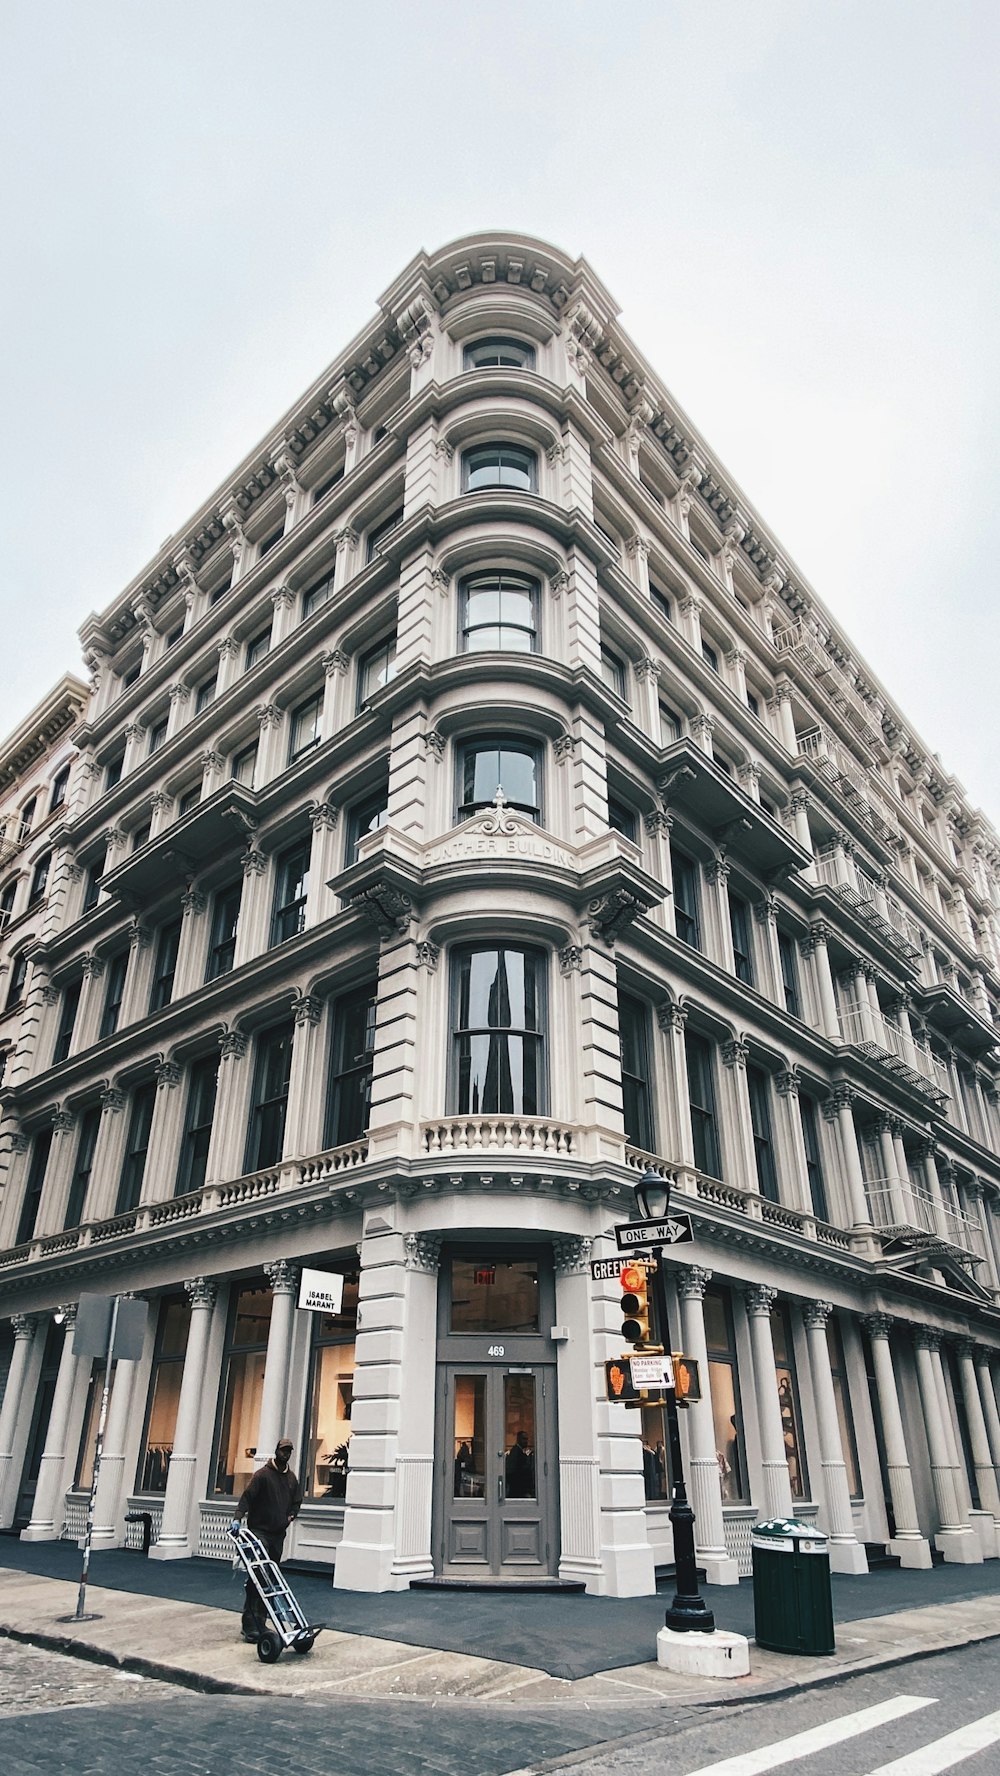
[646, 1240, 714, 1633]
[70, 1294, 119, 1623]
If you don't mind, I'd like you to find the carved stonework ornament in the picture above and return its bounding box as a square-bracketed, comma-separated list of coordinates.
[292, 993, 323, 1027]
[101, 1087, 125, 1114]
[722, 1039, 749, 1069]
[181, 888, 206, 917]
[558, 945, 582, 975]
[156, 1060, 182, 1089]
[309, 800, 339, 832]
[656, 1002, 688, 1033]
[802, 1300, 833, 1331]
[743, 1284, 777, 1315]
[775, 1069, 800, 1098]
[352, 884, 413, 939]
[219, 1029, 248, 1060]
[861, 1313, 893, 1340]
[553, 734, 575, 764]
[243, 845, 268, 877]
[644, 809, 672, 838]
[185, 1277, 218, 1312]
[430, 567, 450, 596]
[11, 1315, 37, 1340]
[322, 648, 349, 676]
[914, 1329, 942, 1353]
[416, 941, 439, 971]
[265, 1260, 300, 1296]
[256, 703, 282, 731]
[553, 1235, 593, 1274]
[424, 729, 447, 762]
[403, 1232, 442, 1274]
[676, 1265, 713, 1301]
[588, 889, 642, 946]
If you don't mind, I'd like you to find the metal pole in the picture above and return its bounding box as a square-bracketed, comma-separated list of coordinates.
[71, 1294, 119, 1623]
[649, 1250, 715, 1633]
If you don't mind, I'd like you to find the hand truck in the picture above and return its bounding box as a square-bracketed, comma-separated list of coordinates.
[227, 1520, 324, 1664]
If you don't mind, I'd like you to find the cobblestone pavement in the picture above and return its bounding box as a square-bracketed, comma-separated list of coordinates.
[0, 1636, 177, 1717]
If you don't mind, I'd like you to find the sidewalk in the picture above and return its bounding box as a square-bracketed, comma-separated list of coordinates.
[0, 1539, 998, 1708]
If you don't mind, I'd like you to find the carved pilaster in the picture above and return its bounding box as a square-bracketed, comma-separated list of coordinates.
[403, 1233, 443, 1274]
[552, 1236, 593, 1275]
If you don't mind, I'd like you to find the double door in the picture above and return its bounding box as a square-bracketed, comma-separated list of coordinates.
[439, 1363, 557, 1576]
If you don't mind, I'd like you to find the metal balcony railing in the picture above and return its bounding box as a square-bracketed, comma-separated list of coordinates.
[837, 1004, 950, 1100]
[796, 724, 900, 846]
[774, 623, 884, 749]
[863, 1175, 937, 1236]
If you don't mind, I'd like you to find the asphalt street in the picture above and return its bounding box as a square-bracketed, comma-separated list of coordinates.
[0, 1641, 999, 1776]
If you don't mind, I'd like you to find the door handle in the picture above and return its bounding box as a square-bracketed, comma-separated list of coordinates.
[497, 1475, 504, 1505]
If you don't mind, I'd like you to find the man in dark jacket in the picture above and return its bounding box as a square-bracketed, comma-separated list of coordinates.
[235, 1436, 304, 1641]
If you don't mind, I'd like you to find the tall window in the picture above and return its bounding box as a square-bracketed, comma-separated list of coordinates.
[462, 442, 537, 493]
[659, 702, 682, 744]
[150, 918, 182, 1012]
[245, 626, 271, 670]
[729, 894, 754, 985]
[49, 766, 70, 813]
[685, 1031, 721, 1178]
[206, 882, 241, 981]
[194, 673, 217, 714]
[117, 1081, 157, 1213]
[771, 1304, 808, 1500]
[0, 879, 16, 930]
[64, 1106, 101, 1229]
[459, 572, 538, 653]
[701, 640, 719, 673]
[258, 521, 284, 557]
[346, 791, 388, 866]
[326, 986, 376, 1146]
[827, 1316, 862, 1497]
[650, 582, 673, 624]
[138, 1295, 190, 1492]
[619, 991, 654, 1152]
[176, 1054, 219, 1196]
[289, 692, 323, 761]
[777, 929, 801, 1018]
[608, 798, 638, 842]
[303, 1278, 360, 1498]
[18, 797, 37, 838]
[366, 508, 404, 561]
[747, 1065, 779, 1201]
[214, 1283, 273, 1497]
[271, 840, 310, 945]
[705, 1288, 748, 1501]
[312, 464, 344, 504]
[28, 852, 51, 905]
[600, 643, 627, 700]
[463, 337, 535, 370]
[52, 978, 82, 1065]
[16, 1127, 52, 1245]
[82, 850, 106, 913]
[458, 739, 540, 822]
[302, 566, 335, 620]
[99, 951, 128, 1038]
[799, 1092, 829, 1221]
[147, 716, 168, 756]
[231, 740, 258, 787]
[671, 848, 701, 949]
[104, 749, 124, 791]
[357, 635, 397, 708]
[6, 950, 29, 1010]
[245, 1021, 294, 1172]
[451, 945, 545, 1117]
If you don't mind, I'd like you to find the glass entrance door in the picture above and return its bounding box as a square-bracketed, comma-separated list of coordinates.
[442, 1365, 554, 1574]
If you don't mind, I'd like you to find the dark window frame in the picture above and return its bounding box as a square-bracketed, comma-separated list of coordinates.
[149, 918, 182, 1013]
[116, 1080, 157, 1214]
[600, 642, 628, 701]
[49, 766, 70, 813]
[28, 852, 51, 906]
[729, 893, 754, 986]
[64, 1105, 101, 1230]
[270, 839, 311, 946]
[449, 943, 547, 1118]
[346, 789, 389, 866]
[685, 1030, 721, 1178]
[799, 1091, 829, 1221]
[6, 949, 29, 1010]
[176, 1053, 220, 1196]
[458, 570, 539, 655]
[244, 627, 271, 670]
[206, 881, 242, 982]
[671, 847, 701, 950]
[356, 634, 397, 710]
[325, 984, 377, 1148]
[463, 336, 536, 371]
[456, 736, 542, 825]
[52, 977, 82, 1066]
[777, 929, 801, 1018]
[366, 508, 404, 563]
[99, 951, 128, 1039]
[16, 1127, 52, 1245]
[747, 1064, 779, 1202]
[288, 691, 323, 762]
[619, 990, 654, 1152]
[461, 442, 538, 494]
[244, 1022, 294, 1173]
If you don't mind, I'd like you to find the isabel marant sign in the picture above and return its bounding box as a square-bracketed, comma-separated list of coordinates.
[298, 1268, 346, 1315]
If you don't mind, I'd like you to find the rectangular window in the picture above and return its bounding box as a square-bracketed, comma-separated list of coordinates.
[460, 571, 538, 653]
[659, 703, 682, 745]
[195, 673, 217, 714]
[150, 918, 182, 1012]
[451, 945, 545, 1117]
[214, 1283, 273, 1497]
[244, 627, 271, 670]
[231, 740, 258, 787]
[177, 785, 200, 815]
[747, 1065, 779, 1201]
[746, 690, 760, 718]
[49, 767, 70, 812]
[772, 1304, 808, 1500]
[116, 1080, 157, 1214]
[99, 952, 129, 1039]
[600, 643, 627, 701]
[28, 853, 51, 904]
[52, 978, 82, 1066]
[6, 951, 28, 1009]
[608, 798, 638, 843]
[458, 739, 541, 823]
[210, 569, 233, 604]
[366, 508, 404, 562]
[345, 790, 389, 865]
[325, 987, 376, 1147]
[206, 881, 241, 981]
[303, 1287, 359, 1499]
[289, 692, 323, 761]
[671, 848, 701, 950]
[799, 1092, 829, 1222]
[176, 1054, 220, 1196]
[685, 1031, 721, 1178]
[356, 635, 397, 709]
[302, 567, 335, 620]
[258, 522, 284, 557]
[147, 717, 168, 756]
[701, 640, 719, 672]
[828, 1316, 862, 1497]
[16, 1128, 52, 1245]
[777, 930, 801, 1018]
[64, 1106, 101, 1229]
[137, 1295, 190, 1492]
[619, 991, 654, 1152]
[704, 1288, 748, 1501]
[132, 820, 151, 852]
[120, 660, 141, 691]
[245, 1022, 294, 1172]
[271, 839, 310, 945]
[312, 464, 344, 504]
[165, 623, 184, 649]
[729, 894, 754, 985]
[650, 583, 673, 623]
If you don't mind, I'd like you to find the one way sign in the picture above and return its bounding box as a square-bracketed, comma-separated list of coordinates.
[615, 1215, 693, 1252]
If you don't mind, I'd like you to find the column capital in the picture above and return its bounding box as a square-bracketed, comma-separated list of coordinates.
[801, 920, 831, 954]
[11, 1314, 37, 1340]
[270, 583, 296, 612]
[308, 800, 339, 832]
[56, 1303, 79, 1330]
[218, 1029, 248, 1060]
[101, 1086, 126, 1114]
[722, 1038, 749, 1069]
[657, 1001, 688, 1033]
[265, 1260, 300, 1297]
[705, 857, 731, 888]
[180, 887, 206, 917]
[156, 1058, 182, 1089]
[861, 1312, 894, 1340]
[775, 1068, 800, 1098]
[216, 636, 240, 663]
[417, 940, 441, 972]
[321, 648, 349, 676]
[676, 1264, 713, 1300]
[754, 895, 778, 926]
[557, 944, 580, 975]
[802, 1299, 833, 1331]
[644, 809, 673, 838]
[256, 702, 282, 731]
[953, 1337, 976, 1360]
[743, 1284, 777, 1316]
[291, 993, 323, 1027]
[552, 1235, 593, 1275]
[914, 1328, 942, 1353]
[184, 1276, 217, 1312]
[403, 1233, 443, 1274]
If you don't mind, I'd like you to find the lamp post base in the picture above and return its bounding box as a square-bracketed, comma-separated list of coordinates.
[664, 1592, 716, 1633]
[657, 1625, 750, 1678]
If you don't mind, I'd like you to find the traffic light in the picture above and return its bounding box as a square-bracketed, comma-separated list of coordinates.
[672, 1354, 701, 1407]
[619, 1263, 654, 1348]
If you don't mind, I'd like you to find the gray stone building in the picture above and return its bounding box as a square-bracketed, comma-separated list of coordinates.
[1, 233, 999, 1594]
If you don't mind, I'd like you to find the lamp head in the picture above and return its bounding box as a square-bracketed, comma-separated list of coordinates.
[634, 1166, 671, 1223]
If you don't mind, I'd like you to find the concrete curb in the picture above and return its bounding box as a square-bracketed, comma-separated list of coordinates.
[0, 1624, 260, 1698]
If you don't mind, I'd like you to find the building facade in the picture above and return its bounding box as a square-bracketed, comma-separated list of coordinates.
[1, 233, 1000, 1593]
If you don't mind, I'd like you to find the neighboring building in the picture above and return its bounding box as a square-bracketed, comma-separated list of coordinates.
[1, 234, 999, 1591]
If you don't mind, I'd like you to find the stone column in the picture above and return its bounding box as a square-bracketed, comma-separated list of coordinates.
[149, 1278, 217, 1560]
[233, 844, 271, 967]
[931, 1343, 974, 1525]
[254, 1262, 300, 1467]
[21, 1307, 82, 1541]
[269, 583, 297, 647]
[720, 1039, 758, 1196]
[676, 1267, 738, 1584]
[767, 678, 797, 753]
[753, 896, 783, 1002]
[305, 800, 339, 928]
[913, 1330, 981, 1563]
[955, 1339, 1000, 1552]
[703, 858, 734, 972]
[789, 788, 814, 873]
[254, 703, 286, 787]
[974, 1349, 1000, 1483]
[91, 1343, 140, 1548]
[774, 1070, 813, 1218]
[802, 922, 840, 1041]
[743, 1286, 793, 1518]
[861, 1315, 931, 1567]
[801, 1302, 867, 1572]
[826, 1087, 874, 1230]
[0, 1317, 40, 1525]
[215, 635, 241, 695]
[281, 997, 324, 1162]
[203, 1030, 248, 1187]
[656, 1003, 695, 1168]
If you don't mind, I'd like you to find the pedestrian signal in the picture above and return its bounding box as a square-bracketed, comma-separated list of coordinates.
[672, 1354, 701, 1406]
[620, 1264, 653, 1347]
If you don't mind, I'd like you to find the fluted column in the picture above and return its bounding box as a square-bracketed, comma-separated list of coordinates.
[720, 1039, 757, 1195]
[656, 1003, 695, 1168]
[254, 1262, 301, 1466]
[803, 922, 840, 1041]
[202, 1030, 248, 1187]
[974, 1349, 1000, 1482]
[676, 1267, 738, 1584]
[955, 1339, 1000, 1554]
[0, 1316, 40, 1525]
[743, 1286, 793, 1517]
[21, 1306, 83, 1541]
[801, 1302, 867, 1571]
[282, 998, 323, 1161]
[91, 1342, 140, 1548]
[913, 1330, 981, 1562]
[149, 1279, 217, 1560]
[861, 1315, 931, 1567]
[826, 1087, 873, 1230]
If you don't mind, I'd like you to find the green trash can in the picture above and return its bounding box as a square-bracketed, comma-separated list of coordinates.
[751, 1518, 835, 1655]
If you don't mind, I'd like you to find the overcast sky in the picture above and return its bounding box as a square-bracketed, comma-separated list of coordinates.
[2, 2, 997, 815]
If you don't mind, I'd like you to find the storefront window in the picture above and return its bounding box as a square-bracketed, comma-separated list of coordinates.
[704, 1288, 747, 1502]
[303, 1275, 359, 1500]
[771, 1304, 808, 1500]
[639, 1404, 669, 1500]
[450, 1259, 539, 1334]
[137, 1296, 190, 1492]
[827, 1316, 862, 1498]
[213, 1283, 272, 1497]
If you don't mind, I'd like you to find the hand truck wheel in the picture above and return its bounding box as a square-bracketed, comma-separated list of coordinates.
[257, 1633, 282, 1664]
[291, 1632, 315, 1655]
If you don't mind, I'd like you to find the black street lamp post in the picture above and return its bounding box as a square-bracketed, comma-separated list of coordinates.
[635, 1165, 715, 1634]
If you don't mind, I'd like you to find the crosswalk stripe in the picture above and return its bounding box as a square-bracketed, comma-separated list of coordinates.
[862, 1707, 1000, 1775]
[685, 1695, 936, 1776]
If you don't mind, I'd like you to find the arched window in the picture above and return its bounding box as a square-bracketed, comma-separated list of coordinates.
[28, 852, 51, 906]
[458, 738, 541, 823]
[450, 944, 546, 1116]
[463, 337, 535, 371]
[462, 443, 537, 494]
[459, 572, 538, 653]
